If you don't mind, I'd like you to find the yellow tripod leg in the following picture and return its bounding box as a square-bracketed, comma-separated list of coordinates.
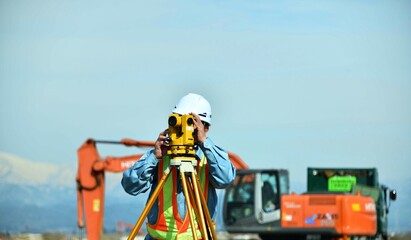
[186, 176, 208, 240]
[192, 172, 218, 240]
[180, 171, 199, 240]
[127, 166, 171, 240]
[189, 172, 210, 239]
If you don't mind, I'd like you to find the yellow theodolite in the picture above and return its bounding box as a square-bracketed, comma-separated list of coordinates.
[166, 113, 196, 158]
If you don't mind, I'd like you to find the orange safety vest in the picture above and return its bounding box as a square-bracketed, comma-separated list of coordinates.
[146, 155, 210, 240]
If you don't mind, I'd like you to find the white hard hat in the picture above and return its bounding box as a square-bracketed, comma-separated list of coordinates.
[173, 93, 212, 125]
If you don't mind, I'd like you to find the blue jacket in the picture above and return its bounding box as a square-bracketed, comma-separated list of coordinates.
[122, 138, 236, 239]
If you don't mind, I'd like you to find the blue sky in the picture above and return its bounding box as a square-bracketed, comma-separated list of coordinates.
[1, 0, 411, 185]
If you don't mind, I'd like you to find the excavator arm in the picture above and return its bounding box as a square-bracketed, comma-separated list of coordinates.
[76, 138, 247, 240]
[76, 138, 153, 240]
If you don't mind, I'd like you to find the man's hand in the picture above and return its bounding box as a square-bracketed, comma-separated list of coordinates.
[154, 129, 169, 160]
[191, 113, 207, 143]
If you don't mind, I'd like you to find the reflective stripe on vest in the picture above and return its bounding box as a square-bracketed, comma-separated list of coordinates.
[146, 155, 209, 240]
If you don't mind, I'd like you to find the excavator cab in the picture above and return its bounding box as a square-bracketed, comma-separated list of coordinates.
[223, 169, 289, 234]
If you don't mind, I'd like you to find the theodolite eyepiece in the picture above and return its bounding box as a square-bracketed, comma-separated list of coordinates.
[168, 115, 178, 126]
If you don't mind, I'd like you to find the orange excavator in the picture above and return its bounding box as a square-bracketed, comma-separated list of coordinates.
[223, 168, 394, 240]
[76, 138, 248, 240]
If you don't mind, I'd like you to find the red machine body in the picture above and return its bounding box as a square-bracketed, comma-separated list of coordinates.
[281, 193, 377, 238]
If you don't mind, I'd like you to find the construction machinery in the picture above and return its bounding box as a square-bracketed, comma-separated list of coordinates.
[223, 167, 396, 240]
[302, 167, 397, 239]
[76, 138, 247, 240]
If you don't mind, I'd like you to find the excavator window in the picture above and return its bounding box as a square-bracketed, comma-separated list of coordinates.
[225, 173, 255, 224]
[261, 173, 279, 212]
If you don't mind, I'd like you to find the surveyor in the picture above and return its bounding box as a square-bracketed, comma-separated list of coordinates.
[122, 93, 236, 240]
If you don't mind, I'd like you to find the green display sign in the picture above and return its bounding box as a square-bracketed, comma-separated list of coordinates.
[328, 176, 356, 192]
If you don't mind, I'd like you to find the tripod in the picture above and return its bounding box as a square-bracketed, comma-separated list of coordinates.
[127, 156, 218, 240]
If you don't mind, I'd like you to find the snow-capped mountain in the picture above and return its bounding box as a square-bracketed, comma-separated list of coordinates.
[0, 151, 145, 233]
[0, 152, 72, 187]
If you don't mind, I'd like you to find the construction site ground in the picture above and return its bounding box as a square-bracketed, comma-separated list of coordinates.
[1, 232, 410, 240]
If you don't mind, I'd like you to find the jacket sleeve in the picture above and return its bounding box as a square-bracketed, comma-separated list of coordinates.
[121, 149, 159, 196]
[199, 138, 236, 189]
